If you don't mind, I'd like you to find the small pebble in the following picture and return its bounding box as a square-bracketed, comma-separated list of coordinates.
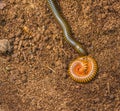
[0, 1, 6, 9]
[0, 39, 11, 54]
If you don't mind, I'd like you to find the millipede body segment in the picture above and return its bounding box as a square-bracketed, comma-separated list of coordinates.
[47, 0, 98, 83]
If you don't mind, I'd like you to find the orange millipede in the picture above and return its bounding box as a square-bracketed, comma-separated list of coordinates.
[47, 0, 98, 83]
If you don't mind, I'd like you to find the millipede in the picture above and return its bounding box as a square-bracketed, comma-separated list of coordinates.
[47, 0, 98, 83]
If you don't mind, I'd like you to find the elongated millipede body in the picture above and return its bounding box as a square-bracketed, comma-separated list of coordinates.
[47, 0, 98, 83]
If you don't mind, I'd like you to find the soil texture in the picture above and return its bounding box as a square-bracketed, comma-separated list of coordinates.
[0, 0, 120, 111]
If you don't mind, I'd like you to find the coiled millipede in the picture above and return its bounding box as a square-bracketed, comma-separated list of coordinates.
[47, 0, 98, 83]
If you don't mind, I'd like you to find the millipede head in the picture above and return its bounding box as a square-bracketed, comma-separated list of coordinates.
[68, 56, 98, 83]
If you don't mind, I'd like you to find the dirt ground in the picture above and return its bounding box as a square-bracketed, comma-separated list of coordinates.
[0, 0, 120, 111]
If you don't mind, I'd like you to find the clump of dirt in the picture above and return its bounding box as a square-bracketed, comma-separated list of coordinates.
[0, 0, 120, 111]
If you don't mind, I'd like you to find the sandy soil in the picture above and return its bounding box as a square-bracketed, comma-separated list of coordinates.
[0, 0, 120, 111]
